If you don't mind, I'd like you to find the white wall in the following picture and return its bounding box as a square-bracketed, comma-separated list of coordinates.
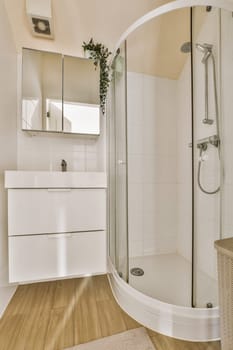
[0, 0, 18, 316]
[127, 72, 178, 257]
[17, 125, 106, 172]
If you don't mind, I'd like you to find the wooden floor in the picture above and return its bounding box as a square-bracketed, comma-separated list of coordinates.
[0, 275, 221, 350]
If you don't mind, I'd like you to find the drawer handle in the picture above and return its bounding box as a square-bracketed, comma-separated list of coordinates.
[47, 189, 72, 192]
[47, 234, 73, 239]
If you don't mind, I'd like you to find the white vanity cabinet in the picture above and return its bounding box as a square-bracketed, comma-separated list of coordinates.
[5, 171, 107, 283]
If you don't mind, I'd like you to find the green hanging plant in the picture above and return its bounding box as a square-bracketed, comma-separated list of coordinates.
[82, 38, 112, 115]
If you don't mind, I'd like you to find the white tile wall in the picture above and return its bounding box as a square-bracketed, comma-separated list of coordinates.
[127, 72, 178, 258]
[17, 115, 106, 172]
[176, 58, 192, 262]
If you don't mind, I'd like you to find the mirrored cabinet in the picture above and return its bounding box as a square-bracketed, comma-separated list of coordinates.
[21, 48, 100, 135]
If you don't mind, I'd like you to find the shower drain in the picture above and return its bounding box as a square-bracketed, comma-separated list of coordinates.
[130, 267, 144, 276]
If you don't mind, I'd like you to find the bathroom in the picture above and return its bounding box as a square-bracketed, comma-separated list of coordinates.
[1, 0, 233, 349]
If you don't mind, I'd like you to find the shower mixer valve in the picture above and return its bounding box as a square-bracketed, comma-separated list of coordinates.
[189, 134, 219, 149]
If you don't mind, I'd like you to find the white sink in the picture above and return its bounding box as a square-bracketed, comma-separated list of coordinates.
[4, 171, 107, 188]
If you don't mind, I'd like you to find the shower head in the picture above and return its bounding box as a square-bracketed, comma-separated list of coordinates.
[180, 41, 191, 53]
[202, 50, 212, 63]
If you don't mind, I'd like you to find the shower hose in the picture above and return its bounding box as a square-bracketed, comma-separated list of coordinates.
[197, 146, 220, 194]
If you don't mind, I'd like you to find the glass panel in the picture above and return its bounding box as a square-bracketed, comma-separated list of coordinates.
[192, 6, 221, 308]
[22, 48, 63, 132]
[111, 43, 129, 281]
[108, 68, 117, 266]
[126, 9, 192, 306]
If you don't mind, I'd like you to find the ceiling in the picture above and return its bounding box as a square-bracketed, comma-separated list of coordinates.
[4, 0, 206, 79]
[127, 7, 190, 79]
[4, 0, 171, 56]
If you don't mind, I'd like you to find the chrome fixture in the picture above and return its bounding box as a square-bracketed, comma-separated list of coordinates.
[130, 267, 144, 276]
[197, 144, 220, 195]
[195, 43, 220, 195]
[196, 43, 215, 125]
[189, 134, 220, 149]
[180, 41, 191, 53]
[206, 302, 213, 308]
[61, 159, 67, 172]
[189, 134, 220, 194]
[196, 43, 213, 59]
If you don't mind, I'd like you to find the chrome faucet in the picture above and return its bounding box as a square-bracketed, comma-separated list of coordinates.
[61, 159, 67, 172]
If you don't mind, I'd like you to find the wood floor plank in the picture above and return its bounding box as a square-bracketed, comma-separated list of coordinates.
[44, 307, 66, 350]
[74, 277, 101, 345]
[11, 281, 55, 349]
[0, 274, 221, 350]
[0, 314, 25, 350]
[3, 284, 30, 317]
[96, 299, 127, 337]
[93, 274, 112, 301]
[121, 309, 141, 330]
[23, 311, 51, 350]
[53, 278, 75, 309]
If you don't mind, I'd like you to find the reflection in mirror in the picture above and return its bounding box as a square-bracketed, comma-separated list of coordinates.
[21, 48, 100, 135]
[22, 48, 63, 132]
[63, 55, 100, 134]
[49, 100, 100, 134]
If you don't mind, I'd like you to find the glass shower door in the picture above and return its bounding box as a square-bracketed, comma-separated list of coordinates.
[192, 6, 221, 308]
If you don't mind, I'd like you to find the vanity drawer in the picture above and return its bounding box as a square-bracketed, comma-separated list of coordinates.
[8, 188, 106, 236]
[9, 231, 106, 283]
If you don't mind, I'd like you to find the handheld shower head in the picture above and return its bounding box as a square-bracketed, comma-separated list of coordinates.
[196, 43, 213, 63]
[196, 43, 213, 52]
[196, 43, 206, 52]
[201, 50, 212, 63]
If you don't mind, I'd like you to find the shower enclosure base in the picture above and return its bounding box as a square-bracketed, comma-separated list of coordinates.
[129, 253, 218, 308]
[108, 257, 220, 342]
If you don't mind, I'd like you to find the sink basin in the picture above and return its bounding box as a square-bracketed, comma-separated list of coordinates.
[4, 171, 107, 188]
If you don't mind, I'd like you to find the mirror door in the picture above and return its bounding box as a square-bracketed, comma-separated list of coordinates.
[22, 48, 63, 132]
[21, 48, 100, 135]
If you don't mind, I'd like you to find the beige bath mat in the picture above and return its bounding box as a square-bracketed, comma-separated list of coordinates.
[65, 327, 155, 350]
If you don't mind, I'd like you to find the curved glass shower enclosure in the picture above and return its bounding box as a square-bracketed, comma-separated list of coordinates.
[108, 2, 233, 339]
